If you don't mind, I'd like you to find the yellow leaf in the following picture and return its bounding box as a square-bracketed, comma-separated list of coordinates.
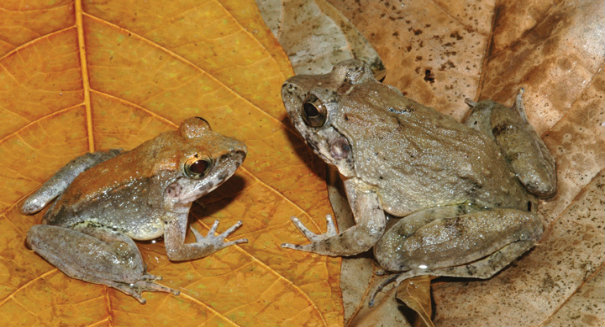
[0, 1, 342, 326]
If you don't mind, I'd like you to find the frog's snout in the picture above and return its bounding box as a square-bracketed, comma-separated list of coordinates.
[229, 149, 247, 167]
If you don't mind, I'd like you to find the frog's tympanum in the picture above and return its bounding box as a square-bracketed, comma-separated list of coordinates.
[281, 60, 556, 305]
[21, 117, 247, 303]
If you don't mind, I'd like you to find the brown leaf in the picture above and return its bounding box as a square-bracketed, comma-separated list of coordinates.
[327, 0, 605, 326]
[395, 276, 435, 327]
[328, 167, 431, 327]
[0, 1, 343, 326]
[256, 0, 384, 77]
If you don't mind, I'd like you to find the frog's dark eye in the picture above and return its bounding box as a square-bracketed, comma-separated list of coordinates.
[302, 95, 327, 127]
[185, 157, 213, 179]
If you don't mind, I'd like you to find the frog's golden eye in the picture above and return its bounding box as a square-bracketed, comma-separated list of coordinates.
[185, 156, 213, 179]
[302, 94, 327, 127]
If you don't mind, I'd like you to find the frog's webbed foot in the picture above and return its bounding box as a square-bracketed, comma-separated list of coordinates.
[190, 220, 248, 251]
[281, 215, 338, 253]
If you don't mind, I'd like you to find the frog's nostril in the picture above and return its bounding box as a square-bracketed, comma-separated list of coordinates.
[282, 82, 294, 93]
[235, 150, 247, 163]
[220, 151, 246, 164]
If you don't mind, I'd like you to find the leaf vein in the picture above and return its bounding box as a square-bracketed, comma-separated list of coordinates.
[80, 11, 298, 137]
[0, 103, 84, 146]
[0, 26, 75, 63]
[0, 269, 58, 308]
[75, 0, 95, 152]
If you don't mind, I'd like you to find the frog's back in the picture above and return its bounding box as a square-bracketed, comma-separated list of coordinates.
[338, 84, 530, 216]
[43, 137, 174, 240]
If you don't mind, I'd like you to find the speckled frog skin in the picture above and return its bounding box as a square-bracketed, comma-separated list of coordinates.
[280, 60, 556, 304]
[21, 117, 247, 303]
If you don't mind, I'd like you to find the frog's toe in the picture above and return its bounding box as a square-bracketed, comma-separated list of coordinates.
[289, 215, 337, 242]
[281, 242, 305, 251]
[283, 214, 341, 253]
[289, 216, 320, 241]
[134, 279, 180, 296]
[218, 220, 243, 239]
[280, 241, 325, 253]
[190, 220, 246, 250]
[142, 273, 162, 280]
[130, 290, 147, 304]
[222, 238, 248, 247]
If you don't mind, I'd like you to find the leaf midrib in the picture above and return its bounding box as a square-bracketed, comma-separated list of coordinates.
[0, 1, 329, 325]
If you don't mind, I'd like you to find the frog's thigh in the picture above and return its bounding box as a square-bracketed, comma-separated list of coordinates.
[27, 224, 174, 302]
[21, 150, 121, 214]
[376, 208, 543, 272]
[374, 239, 536, 303]
[27, 224, 146, 281]
[386, 205, 473, 238]
[435, 239, 536, 278]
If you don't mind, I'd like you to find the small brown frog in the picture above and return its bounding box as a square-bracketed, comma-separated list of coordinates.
[21, 117, 247, 303]
[280, 60, 556, 305]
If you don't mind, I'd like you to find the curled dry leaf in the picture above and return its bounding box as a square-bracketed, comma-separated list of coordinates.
[256, 0, 385, 77]
[0, 0, 344, 326]
[326, 0, 604, 326]
[395, 276, 435, 327]
[328, 166, 432, 327]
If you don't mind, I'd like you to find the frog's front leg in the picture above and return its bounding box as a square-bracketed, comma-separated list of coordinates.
[21, 150, 121, 214]
[163, 207, 247, 261]
[26, 224, 178, 303]
[282, 178, 386, 256]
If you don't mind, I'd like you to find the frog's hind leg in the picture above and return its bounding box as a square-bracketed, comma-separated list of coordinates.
[26, 224, 178, 303]
[490, 89, 557, 198]
[369, 240, 537, 306]
[21, 150, 121, 214]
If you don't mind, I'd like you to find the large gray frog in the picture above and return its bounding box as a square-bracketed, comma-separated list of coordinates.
[280, 60, 556, 304]
[21, 117, 247, 303]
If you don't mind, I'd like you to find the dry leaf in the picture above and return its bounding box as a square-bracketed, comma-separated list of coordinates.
[256, 0, 385, 77]
[326, 0, 605, 326]
[327, 166, 431, 327]
[0, 1, 344, 326]
[395, 276, 435, 327]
